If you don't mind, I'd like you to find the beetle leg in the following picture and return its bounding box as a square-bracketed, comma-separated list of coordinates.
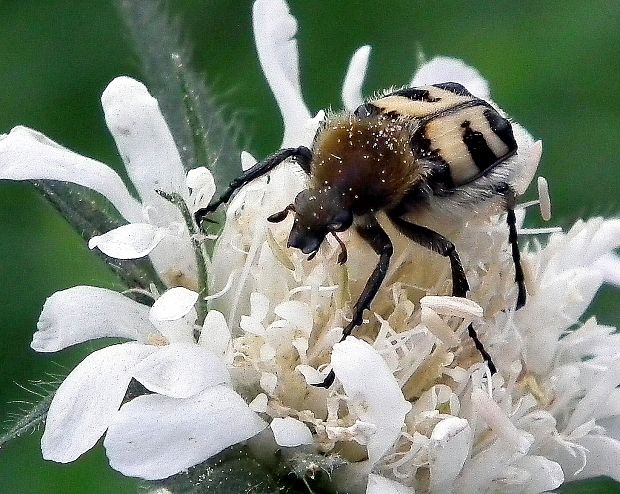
[504, 190, 526, 310]
[388, 214, 496, 374]
[314, 217, 393, 388]
[194, 145, 312, 228]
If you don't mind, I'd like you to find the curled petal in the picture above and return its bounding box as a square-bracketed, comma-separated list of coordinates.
[270, 417, 313, 447]
[253, 0, 311, 147]
[342, 46, 371, 111]
[88, 223, 168, 259]
[411, 56, 490, 100]
[149, 287, 199, 322]
[332, 337, 412, 466]
[102, 77, 188, 218]
[0, 126, 142, 223]
[104, 385, 267, 480]
[33, 286, 156, 352]
[42, 343, 155, 463]
[132, 343, 230, 398]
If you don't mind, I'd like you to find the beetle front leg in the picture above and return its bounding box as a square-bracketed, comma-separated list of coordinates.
[314, 216, 393, 388]
[194, 145, 312, 228]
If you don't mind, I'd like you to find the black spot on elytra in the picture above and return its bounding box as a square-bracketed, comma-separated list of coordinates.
[484, 109, 517, 152]
[389, 87, 440, 102]
[461, 120, 497, 171]
[432, 82, 473, 97]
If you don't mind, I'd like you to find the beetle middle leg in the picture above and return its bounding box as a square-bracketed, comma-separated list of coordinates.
[314, 216, 393, 388]
[194, 145, 312, 227]
[389, 214, 496, 374]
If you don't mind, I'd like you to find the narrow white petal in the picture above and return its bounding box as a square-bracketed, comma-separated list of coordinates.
[428, 417, 473, 490]
[366, 474, 413, 494]
[270, 417, 313, 447]
[274, 300, 313, 331]
[33, 286, 156, 352]
[0, 126, 142, 223]
[421, 295, 483, 319]
[149, 287, 199, 322]
[253, 0, 311, 147]
[471, 388, 533, 454]
[198, 310, 232, 359]
[42, 343, 155, 463]
[132, 343, 230, 398]
[342, 46, 371, 111]
[101, 77, 188, 220]
[88, 223, 168, 259]
[104, 385, 267, 480]
[296, 364, 328, 385]
[241, 151, 258, 171]
[411, 56, 490, 100]
[332, 337, 412, 466]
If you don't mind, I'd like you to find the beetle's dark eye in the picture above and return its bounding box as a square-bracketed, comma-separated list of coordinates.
[354, 103, 379, 119]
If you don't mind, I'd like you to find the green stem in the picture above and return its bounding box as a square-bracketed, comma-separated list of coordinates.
[156, 190, 209, 326]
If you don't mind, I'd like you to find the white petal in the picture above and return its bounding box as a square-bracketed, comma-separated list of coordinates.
[104, 385, 267, 480]
[342, 46, 371, 111]
[274, 300, 313, 331]
[198, 310, 232, 359]
[296, 364, 328, 385]
[511, 138, 543, 196]
[149, 287, 199, 322]
[428, 417, 473, 490]
[366, 474, 413, 494]
[241, 151, 258, 171]
[253, 0, 311, 147]
[411, 56, 490, 100]
[594, 253, 620, 288]
[0, 126, 142, 223]
[563, 435, 620, 482]
[187, 167, 216, 212]
[514, 456, 564, 494]
[132, 343, 230, 398]
[88, 223, 168, 259]
[270, 417, 313, 447]
[33, 286, 156, 352]
[42, 343, 155, 462]
[249, 393, 269, 413]
[471, 388, 533, 454]
[331, 337, 412, 465]
[102, 77, 188, 217]
[421, 295, 483, 319]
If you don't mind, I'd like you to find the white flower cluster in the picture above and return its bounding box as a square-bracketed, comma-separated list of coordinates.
[1, 0, 620, 492]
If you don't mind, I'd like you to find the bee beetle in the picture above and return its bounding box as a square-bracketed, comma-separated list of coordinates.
[196, 82, 529, 387]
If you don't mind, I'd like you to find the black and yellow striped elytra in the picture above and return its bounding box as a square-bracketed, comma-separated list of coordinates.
[196, 81, 526, 387]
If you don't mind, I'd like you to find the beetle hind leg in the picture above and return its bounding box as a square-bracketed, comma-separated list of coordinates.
[388, 214, 496, 374]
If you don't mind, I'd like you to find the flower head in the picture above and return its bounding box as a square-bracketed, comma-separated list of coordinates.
[1, 0, 619, 491]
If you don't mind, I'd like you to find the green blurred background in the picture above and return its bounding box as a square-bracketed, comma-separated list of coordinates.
[1, 1, 619, 492]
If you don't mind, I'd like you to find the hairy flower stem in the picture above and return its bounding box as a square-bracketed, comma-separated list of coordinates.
[156, 190, 209, 325]
[172, 53, 210, 171]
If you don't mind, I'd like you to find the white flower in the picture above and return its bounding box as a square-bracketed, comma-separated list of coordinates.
[0, 77, 217, 289]
[32, 285, 266, 479]
[2, 0, 619, 489]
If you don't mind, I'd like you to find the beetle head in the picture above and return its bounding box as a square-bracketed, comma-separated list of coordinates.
[268, 187, 352, 260]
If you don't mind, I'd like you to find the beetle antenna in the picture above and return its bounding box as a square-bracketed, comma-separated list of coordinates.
[267, 204, 296, 223]
[331, 232, 348, 264]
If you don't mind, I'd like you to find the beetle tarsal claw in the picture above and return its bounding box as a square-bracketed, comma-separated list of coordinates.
[331, 232, 348, 264]
[267, 204, 296, 223]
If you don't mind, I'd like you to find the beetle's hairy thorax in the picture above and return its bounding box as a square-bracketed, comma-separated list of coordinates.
[310, 115, 425, 216]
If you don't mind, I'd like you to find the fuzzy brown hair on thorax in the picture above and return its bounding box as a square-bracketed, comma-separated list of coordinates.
[310, 114, 425, 215]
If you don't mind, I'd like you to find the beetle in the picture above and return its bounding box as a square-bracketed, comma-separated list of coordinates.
[196, 82, 530, 387]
